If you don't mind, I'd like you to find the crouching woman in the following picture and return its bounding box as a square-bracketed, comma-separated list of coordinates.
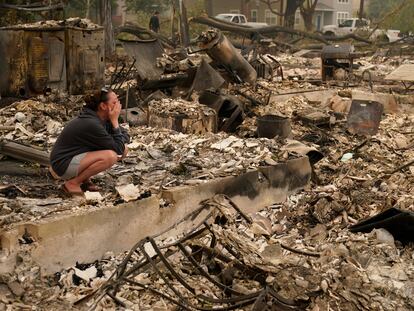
[50, 89, 129, 195]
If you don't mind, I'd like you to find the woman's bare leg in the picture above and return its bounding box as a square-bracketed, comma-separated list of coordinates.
[64, 150, 118, 193]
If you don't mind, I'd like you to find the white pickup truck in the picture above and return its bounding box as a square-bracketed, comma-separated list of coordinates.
[215, 14, 268, 28]
[322, 18, 401, 42]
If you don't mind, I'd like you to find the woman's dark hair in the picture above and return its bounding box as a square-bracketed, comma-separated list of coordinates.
[84, 88, 111, 111]
[154, 11, 159, 15]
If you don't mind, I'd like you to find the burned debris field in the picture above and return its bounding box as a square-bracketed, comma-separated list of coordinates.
[0, 1, 414, 311]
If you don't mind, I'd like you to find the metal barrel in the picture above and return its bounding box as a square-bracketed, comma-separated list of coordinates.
[257, 115, 291, 139]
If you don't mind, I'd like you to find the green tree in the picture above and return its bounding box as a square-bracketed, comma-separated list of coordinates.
[0, 0, 43, 25]
[64, 0, 117, 21]
[124, 0, 168, 14]
[368, 0, 414, 32]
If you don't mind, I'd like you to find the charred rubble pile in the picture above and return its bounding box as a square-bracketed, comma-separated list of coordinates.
[0, 24, 414, 311]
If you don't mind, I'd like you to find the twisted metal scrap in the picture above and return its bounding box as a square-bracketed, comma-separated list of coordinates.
[83, 195, 309, 311]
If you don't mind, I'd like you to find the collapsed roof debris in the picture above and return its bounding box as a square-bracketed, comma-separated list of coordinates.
[0, 19, 105, 97]
[0, 8, 414, 311]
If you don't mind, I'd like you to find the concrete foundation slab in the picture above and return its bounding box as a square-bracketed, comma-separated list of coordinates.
[0, 157, 311, 274]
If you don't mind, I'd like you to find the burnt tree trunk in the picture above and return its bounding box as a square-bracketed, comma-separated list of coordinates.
[284, 0, 304, 28]
[301, 0, 319, 31]
[302, 10, 313, 31]
[99, 0, 115, 57]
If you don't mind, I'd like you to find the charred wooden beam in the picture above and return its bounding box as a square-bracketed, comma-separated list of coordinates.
[0, 140, 50, 167]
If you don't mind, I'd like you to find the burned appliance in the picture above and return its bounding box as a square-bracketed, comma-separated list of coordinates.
[199, 89, 244, 133]
[0, 20, 105, 97]
[347, 100, 383, 136]
[321, 44, 357, 81]
[250, 54, 283, 80]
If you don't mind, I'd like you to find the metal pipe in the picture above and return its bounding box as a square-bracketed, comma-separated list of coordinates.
[198, 30, 257, 85]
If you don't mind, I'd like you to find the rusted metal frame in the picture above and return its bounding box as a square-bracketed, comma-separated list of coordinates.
[106, 291, 127, 308]
[115, 59, 136, 91]
[121, 223, 212, 278]
[127, 235, 265, 308]
[119, 236, 192, 280]
[119, 249, 174, 281]
[138, 243, 186, 301]
[149, 202, 214, 241]
[146, 237, 304, 310]
[110, 61, 125, 87]
[176, 243, 242, 296]
[134, 241, 261, 311]
[146, 237, 255, 305]
[202, 225, 279, 284]
[124, 278, 259, 311]
[187, 241, 259, 278]
[115, 239, 146, 277]
[187, 242, 234, 264]
[117, 207, 212, 277]
[99, 211, 308, 310]
[224, 195, 252, 223]
[204, 223, 244, 261]
[160, 226, 209, 249]
[98, 197, 298, 309]
[251, 289, 268, 311]
[267, 287, 309, 310]
[123, 278, 192, 310]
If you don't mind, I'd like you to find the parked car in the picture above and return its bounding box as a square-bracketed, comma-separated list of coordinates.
[322, 18, 401, 42]
[215, 14, 268, 28]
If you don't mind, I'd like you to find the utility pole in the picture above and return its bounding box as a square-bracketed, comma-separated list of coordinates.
[359, 0, 365, 19]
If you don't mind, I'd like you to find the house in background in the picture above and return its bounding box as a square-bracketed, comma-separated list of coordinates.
[205, 0, 285, 26]
[113, 0, 126, 26]
[294, 0, 354, 31]
[205, 0, 354, 31]
[113, 0, 355, 32]
[113, 0, 204, 27]
[352, 0, 370, 17]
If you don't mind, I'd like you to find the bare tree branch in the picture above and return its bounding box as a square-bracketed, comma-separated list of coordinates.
[191, 15, 374, 45]
[0, 2, 64, 11]
[259, 0, 285, 17]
